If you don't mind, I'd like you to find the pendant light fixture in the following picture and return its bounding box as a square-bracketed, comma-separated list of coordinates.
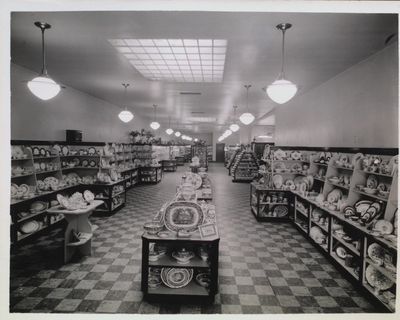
[118, 83, 134, 123]
[175, 131, 181, 137]
[150, 104, 160, 130]
[229, 105, 240, 132]
[27, 22, 61, 100]
[266, 23, 298, 104]
[166, 117, 174, 135]
[239, 85, 255, 125]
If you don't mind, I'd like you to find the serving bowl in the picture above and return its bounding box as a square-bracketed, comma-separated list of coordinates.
[143, 222, 164, 235]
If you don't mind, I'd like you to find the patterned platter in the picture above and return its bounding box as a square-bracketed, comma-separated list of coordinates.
[164, 201, 204, 232]
[365, 265, 394, 291]
[273, 205, 288, 217]
[161, 267, 194, 289]
[184, 172, 203, 190]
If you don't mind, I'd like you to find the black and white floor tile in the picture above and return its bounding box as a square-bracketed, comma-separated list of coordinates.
[10, 163, 376, 313]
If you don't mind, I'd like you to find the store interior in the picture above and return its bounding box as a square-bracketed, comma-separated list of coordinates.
[6, 7, 399, 316]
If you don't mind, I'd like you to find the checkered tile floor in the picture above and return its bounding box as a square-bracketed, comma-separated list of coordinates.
[10, 163, 377, 313]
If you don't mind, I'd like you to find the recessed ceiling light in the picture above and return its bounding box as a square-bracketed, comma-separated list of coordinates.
[109, 38, 227, 83]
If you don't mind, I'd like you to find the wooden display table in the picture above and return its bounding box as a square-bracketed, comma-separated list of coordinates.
[47, 200, 103, 263]
[174, 156, 185, 166]
[161, 160, 177, 172]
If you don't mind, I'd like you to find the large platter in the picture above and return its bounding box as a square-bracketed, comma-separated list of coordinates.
[365, 265, 394, 291]
[160, 267, 193, 289]
[273, 205, 288, 217]
[184, 172, 202, 190]
[164, 201, 204, 232]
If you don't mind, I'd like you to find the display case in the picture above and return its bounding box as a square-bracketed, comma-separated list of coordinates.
[161, 160, 177, 172]
[120, 167, 139, 190]
[230, 150, 259, 182]
[191, 145, 208, 169]
[139, 165, 163, 183]
[141, 234, 219, 303]
[250, 183, 292, 221]
[82, 179, 127, 214]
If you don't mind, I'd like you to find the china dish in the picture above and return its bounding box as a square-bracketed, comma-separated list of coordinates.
[30, 201, 48, 213]
[373, 220, 393, 235]
[365, 265, 394, 291]
[161, 268, 194, 289]
[164, 201, 204, 233]
[88, 147, 97, 155]
[62, 146, 69, 156]
[20, 220, 40, 234]
[184, 172, 203, 190]
[196, 273, 211, 288]
[273, 205, 288, 217]
[335, 246, 347, 259]
[290, 150, 302, 160]
[172, 248, 195, 264]
[143, 222, 164, 235]
[366, 175, 378, 189]
[273, 175, 283, 189]
[367, 243, 384, 265]
[273, 149, 286, 160]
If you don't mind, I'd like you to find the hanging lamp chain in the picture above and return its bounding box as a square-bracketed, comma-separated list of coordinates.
[122, 83, 129, 111]
[276, 23, 292, 80]
[244, 85, 251, 111]
[153, 104, 157, 121]
[34, 22, 52, 76]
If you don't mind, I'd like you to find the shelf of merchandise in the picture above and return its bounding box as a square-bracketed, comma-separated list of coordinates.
[250, 183, 292, 222]
[139, 166, 163, 184]
[141, 234, 219, 304]
[250, 146, 398, 312]
[82, 179, 126, 214]
[161, 160, 177, 172]
[231, 150, 259, 182]
[119, 167, 139, 190]
[174, 156, 185, 166]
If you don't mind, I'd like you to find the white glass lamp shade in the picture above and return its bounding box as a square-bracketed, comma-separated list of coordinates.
[150, 121, 160, 130]
[27, 76, 61, 100]
[218, 136, 224, 142]
[239, 112, 255, 125]
[118, 110, 134, 123]
[175, 131, 181, 137]
[229, 123, 240, 132]
[194, 138, 198, 142]
[166, 128, 174, 135]
[266, 78, 298, 104]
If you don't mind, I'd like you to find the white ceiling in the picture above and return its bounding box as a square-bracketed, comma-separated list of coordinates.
[11, 11, 397, 133]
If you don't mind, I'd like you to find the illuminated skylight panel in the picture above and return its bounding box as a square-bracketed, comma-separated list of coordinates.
[108, 38, 227, 83]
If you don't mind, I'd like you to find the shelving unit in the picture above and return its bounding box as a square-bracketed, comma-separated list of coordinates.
[161, 160, 177, 172]
[231, 150, 259, 182]
[191, 145, 208, 170]
[141, 234, 219, 303]
[139, 165, 163, 184]
[249, 146, 398, 312]
[250, 183, 292, 221]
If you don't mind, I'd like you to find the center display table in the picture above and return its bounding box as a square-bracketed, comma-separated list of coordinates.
[47, 200, 103, 263]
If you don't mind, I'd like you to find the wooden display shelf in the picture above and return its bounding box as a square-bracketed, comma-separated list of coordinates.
[326, 180, 350, 190]
[149, 254, 209, 268]
[148, 281, 209, 297]
[35, 169, 61, 175]
[331, 253, 359, 280]
[11, 172, 35, 179]
[362, 282, 395, 312]
[16, 211, 47, 224]
[331, 234, 360, 256]
[331, 165, 354, 172]
[33, 156, 59, 160]
[352, 189, 389, 202]
[294, 221, 308, 234]
[310, 219, 328, 233]
[355, 169, 394, 178]
[364, 258, 397, 283]
[295, 207, 308, 218]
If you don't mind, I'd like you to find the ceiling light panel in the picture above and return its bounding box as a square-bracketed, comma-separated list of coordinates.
[109, 38, 227, 83]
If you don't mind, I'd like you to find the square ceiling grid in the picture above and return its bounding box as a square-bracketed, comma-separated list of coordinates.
[108, 38, 227, 83]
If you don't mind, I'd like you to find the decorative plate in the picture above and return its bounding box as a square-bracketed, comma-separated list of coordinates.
[62, 146, 69, 156]
[273, 175, 283, 189]
[81, 159, 89, 167]
[291, 151, 302, 160]
[365, 265, 394, 291]
[373, 220, 393, 235]
[161, 268, 194, 289]
[52, 144, 61, 155]
[164, 201, 204, 233]
[291, 163, 302, 172]
[18, 184, 30, 196]
[367, 243, 384, 264]
[20, 220, 40, 234]
[335, 246, 347, 259]
[273, 205, 288, 217]
[30, 201, 47, 213]
[184, 172, 203, 190]
[11, 183, 18, 197]
[196, 273, 211, 288]
[274, 162, 286, 171]
[72, 158, 80, 166]
[89, 160, 96, 167]
[88, 147, 96, 155]
[274, 149, 286, 160]
[83, 190, 95, 202]
[366, 175, 378, 189]
[39, 148, 46, 157]
[32, 147, 40, 156]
